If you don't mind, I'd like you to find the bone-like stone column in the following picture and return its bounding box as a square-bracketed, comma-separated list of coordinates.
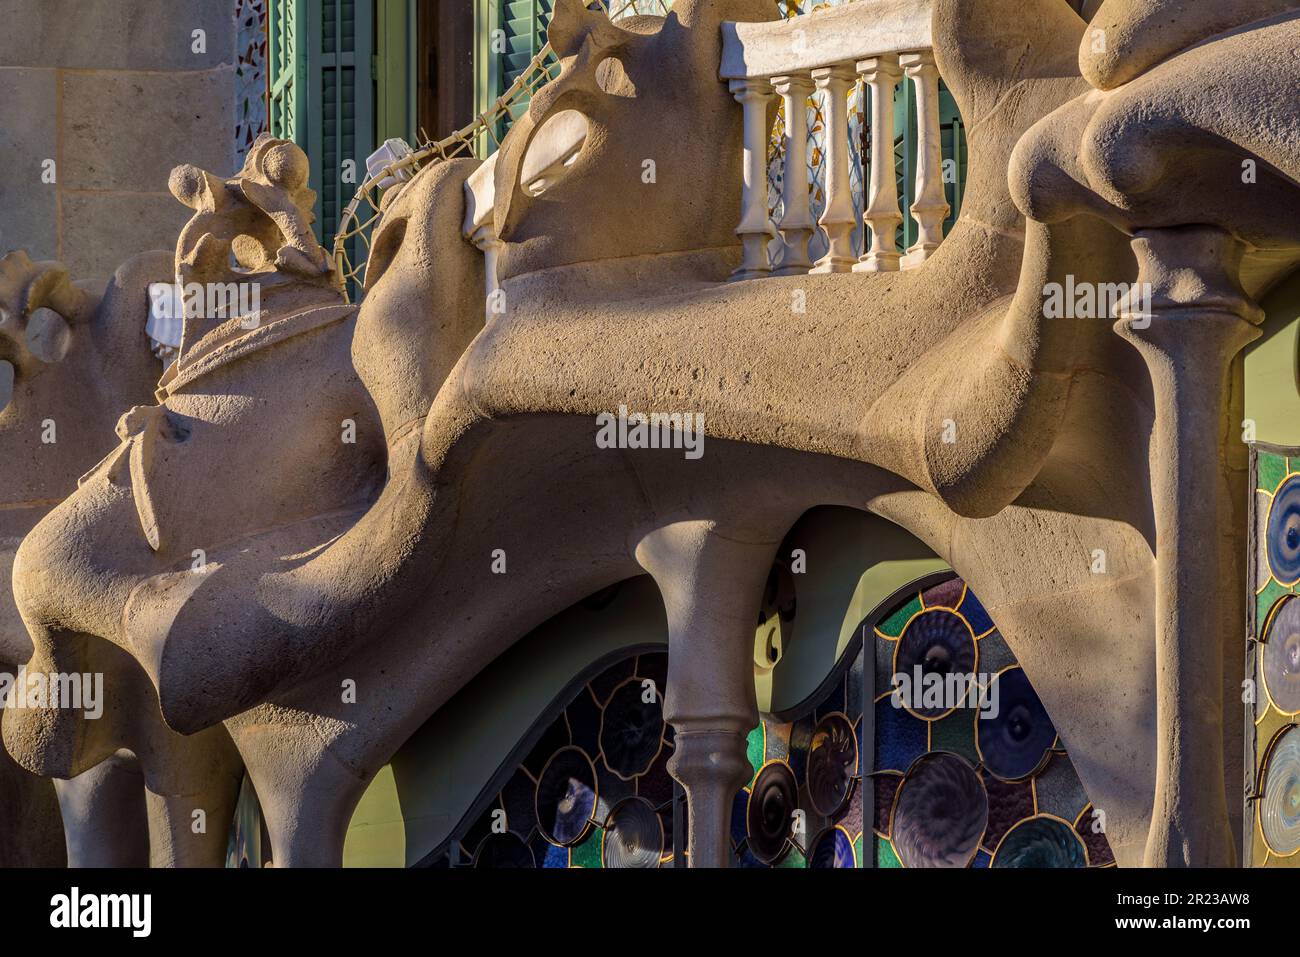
[770, 74, 816, 276]
[900, 52, 949, 268]
[636, 521, 773, 867]
[810, 66, 858, 273]
[1114, 226, 1261, 867]
[729, 79, 776, 281]
[53, 754, 149, 867]
[854, 55, 902, 273]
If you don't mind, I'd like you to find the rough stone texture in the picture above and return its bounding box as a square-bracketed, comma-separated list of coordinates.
[2, 0, 1298, 870]
[62, 67, 236, 192]
[0, 2, 236, 283]
[0, 244, 171, 866]
[0, 68, 58, 260]
[0, 0, 236, 71]
[60, 191, 190, 281]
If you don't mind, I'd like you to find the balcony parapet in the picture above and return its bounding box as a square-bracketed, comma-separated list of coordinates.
[720, 0, 948, 279]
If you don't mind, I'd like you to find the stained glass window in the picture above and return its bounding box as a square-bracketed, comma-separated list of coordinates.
[729, 648, 865, 867]
[422, 651, 678, 867]
[283, 571, 1110, 868]
[1246, 444, 1300, 867]
[871, 575, 1113, 868]
[420, 638, 870, 867]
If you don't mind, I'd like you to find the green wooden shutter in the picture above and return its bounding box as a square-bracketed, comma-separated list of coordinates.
[268, 0, 307, 145]
[375, 0, 417, 146]
[266, 0, 374, 260]
[938, 87, 966, 235]
[501, 0, 552, 111]
[309, 0, 375, 252]
[478, 0, 552, 148]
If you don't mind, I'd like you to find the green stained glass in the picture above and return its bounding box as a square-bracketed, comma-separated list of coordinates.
[877, 836, 902, 868]
[855, 835, 864, 868]
[570, 827, 603, 869]
[931, 708, 979, 765]
[878, 595, 922, 638]
[1260, 452, 1287, 493]
[1258, 578, 1291, 632]
[746, 725, 765, 783]
[776, 845, 806, 868]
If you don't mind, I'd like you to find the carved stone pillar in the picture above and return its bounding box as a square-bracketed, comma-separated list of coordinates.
[54, 755, 149, 867]
[770, 74, 816, 276]
[1114, 225, 1261, 867]
[900, 51, 949, 268]
[854, 55, 902, 273]
[729, 78, 775, 281]
[810, 66, 858, 274]
[635, 521, 772, 868]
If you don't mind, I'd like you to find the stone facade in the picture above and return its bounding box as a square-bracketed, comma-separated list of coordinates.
[0, 0, 247, 281]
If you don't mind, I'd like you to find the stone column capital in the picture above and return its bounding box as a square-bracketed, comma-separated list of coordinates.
[855, 54, 901, 83]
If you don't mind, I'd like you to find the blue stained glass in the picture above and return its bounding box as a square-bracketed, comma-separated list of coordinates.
[958, 588, 996, 636]
[1268, 475, 1300, 584]
[729, 789, 749, 847]
[808, 827, 856, 868]
[875, 697, 928, 772]
[542, 843, 569, 868]
[977, 668, 1056, 781]
[991, 816, 1087, 868]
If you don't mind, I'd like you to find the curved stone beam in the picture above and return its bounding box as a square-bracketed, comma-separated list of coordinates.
[1080, 0, 1300, 91]
[204, 0, 1155, 865]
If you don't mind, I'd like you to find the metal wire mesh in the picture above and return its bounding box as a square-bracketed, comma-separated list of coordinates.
[332, 0, 674, 301]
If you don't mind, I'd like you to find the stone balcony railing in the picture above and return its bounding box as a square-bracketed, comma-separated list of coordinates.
[720, 0, 947, 279]
[464, 0, 951, 303]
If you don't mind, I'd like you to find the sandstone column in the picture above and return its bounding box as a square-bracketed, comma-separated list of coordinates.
[636, 521, 772, 867]
[1114, 225, 1261, 867]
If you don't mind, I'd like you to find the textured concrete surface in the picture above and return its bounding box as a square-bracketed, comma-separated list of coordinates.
[60, 191, 190, 280]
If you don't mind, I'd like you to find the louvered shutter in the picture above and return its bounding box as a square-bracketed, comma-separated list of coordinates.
[266, 0, 374, 266]
[308, 0, 375, 256]
[501, 0, 552, 108]
[268, 0, 306, 146]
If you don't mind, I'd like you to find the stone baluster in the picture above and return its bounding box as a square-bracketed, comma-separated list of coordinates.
[810, 66, 858, 274]
[728, 78, 776, 281]
[854, 55, 902, 273]
[900, 51, 949, 268]
[770, 74, 815, 276]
